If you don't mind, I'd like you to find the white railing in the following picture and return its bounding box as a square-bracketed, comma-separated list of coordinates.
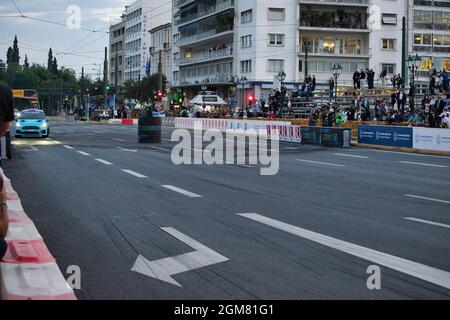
[299, 0, 370, 4]
[177, 47, 233, 66]
[178, 73, 233, 86]
[176, 0, 233, 26]
[178, 28, 233, 46]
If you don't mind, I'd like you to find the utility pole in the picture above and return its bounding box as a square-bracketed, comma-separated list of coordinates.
[59, 77, 63, 116]
[81, 67, 85, 114]
[104, 47, 108, 109]
[158, 49, 163, 93]
[401, 16, 407, 89]
[114, 52, 119, 118]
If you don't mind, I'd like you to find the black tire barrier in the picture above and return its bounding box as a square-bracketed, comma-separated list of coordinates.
[138, 115, 162, 144]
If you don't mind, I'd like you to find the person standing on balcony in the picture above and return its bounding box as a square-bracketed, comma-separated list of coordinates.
[360, 69, 366, 89]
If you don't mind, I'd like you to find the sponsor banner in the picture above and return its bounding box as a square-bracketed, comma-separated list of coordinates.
[413, 127, 450, 152]
[358, 126, 413, 148]
[319, 128, 352, 148]
[301, 127, 319, 145]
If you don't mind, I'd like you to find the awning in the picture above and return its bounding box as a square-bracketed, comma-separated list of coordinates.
[189, 94, 228, 106]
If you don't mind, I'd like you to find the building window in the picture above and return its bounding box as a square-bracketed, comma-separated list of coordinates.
[381, 64, 396, 75]
[173, 71, 179, 81]
[381, 39, 396, 50]
[241, 60, 252, 73]
[322, 37, 336, 53]
[267, 59, 284, 72]
[268, 8, 285, 21]
[241, 35, 252, 48]
[382, 13, 397, 25]
[241, 9, 253, 24]
[268, 34, 285, 46]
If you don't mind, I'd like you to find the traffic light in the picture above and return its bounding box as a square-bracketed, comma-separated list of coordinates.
[247, 94, 254, 105]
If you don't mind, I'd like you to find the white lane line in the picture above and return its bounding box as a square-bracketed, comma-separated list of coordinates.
[404, 194, 450, 204]
[399, 161, 448, 168]
[112, 138, 126, 142]
[404, 217, 450, 229]
[121, 169, 147, 178]
[148, 146, 169, 151]
[117, 146, 138, 153]
[363, 148, 450, 159]
[95, 159, 113, 165]
[238, 213, 450, 290]
[162, 185, 203, 198]
[63, 145, 74, 149]
[77, 151, 91, 156]
[333, 153, 369, 159]
[295, 159, 345, 167]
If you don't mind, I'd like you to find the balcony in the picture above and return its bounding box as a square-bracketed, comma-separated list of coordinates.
[177, 73, 234, 87]
[298, 0, 369, 6]
[176, 0, 234, 27]
[300, 10, 369, 32]
[298, 45, 369, 57]
[176, 0, 196, 8]
[178, 27, 234, 46]
[177, 45, 233, 66]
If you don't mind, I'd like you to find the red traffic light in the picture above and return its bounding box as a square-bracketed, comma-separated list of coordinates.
[247, 94, 254, 104]
[157, 91, 163, 97]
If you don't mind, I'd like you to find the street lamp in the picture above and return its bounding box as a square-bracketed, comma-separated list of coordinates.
[331, 63, 343, 112]
[277, 71, 287, 117]
[407, 54, 422, 108]
[233, 75, 248, 117]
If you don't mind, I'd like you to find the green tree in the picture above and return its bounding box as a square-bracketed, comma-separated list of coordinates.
[47, 48, 53, 71]
[11, 35, 20, 64]
[24, 55, 30, 69]
[52, 57, 58, 75]
[6, 47, 13, 64]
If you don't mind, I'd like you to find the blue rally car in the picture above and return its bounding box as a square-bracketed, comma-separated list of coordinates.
[15, 109, 50, 138]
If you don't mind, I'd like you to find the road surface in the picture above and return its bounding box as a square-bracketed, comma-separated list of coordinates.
[4, 119, 450, 300]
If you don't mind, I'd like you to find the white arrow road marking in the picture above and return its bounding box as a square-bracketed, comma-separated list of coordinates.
[77, 151, 91, 156]
[132, 227, 229, 287]
[117, 146, 138, 153]
[237, 213, 450, 290]
[63, 145, 74, 149]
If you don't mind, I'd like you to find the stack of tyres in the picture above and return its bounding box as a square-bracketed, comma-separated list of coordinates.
[138, 115, 162, 144]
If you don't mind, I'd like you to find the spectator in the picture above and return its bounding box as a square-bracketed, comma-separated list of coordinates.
[353, 70, 361, 90]
[380, 68, 388, 87]
[360, 69, 366, 89]
[367, 68, 375, 89]
[430, 75, 436, 96]
[328, 77, 335, 97]
[0, 83, 15, 259]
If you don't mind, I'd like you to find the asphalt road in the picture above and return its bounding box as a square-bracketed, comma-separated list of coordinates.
[3, 119, 450, 300]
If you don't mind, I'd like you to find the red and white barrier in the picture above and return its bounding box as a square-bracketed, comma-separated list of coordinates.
[0, 168, 77, 300]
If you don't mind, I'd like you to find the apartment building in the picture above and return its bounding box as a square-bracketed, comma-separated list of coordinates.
[109, 19, 125, 87]
[124, 0, 172, 82]
[409, 0, 450, 76]
[171, 0, 236, 100]
[171, 0, 448, 103]
[149, 23, 172, 79]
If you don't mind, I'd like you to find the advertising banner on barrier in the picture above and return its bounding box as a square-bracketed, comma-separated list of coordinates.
[358, 126, 413, 148]
[319, 128, 352, 147]
[413, 127, 450, 152]
[301, 127, 319, 145]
